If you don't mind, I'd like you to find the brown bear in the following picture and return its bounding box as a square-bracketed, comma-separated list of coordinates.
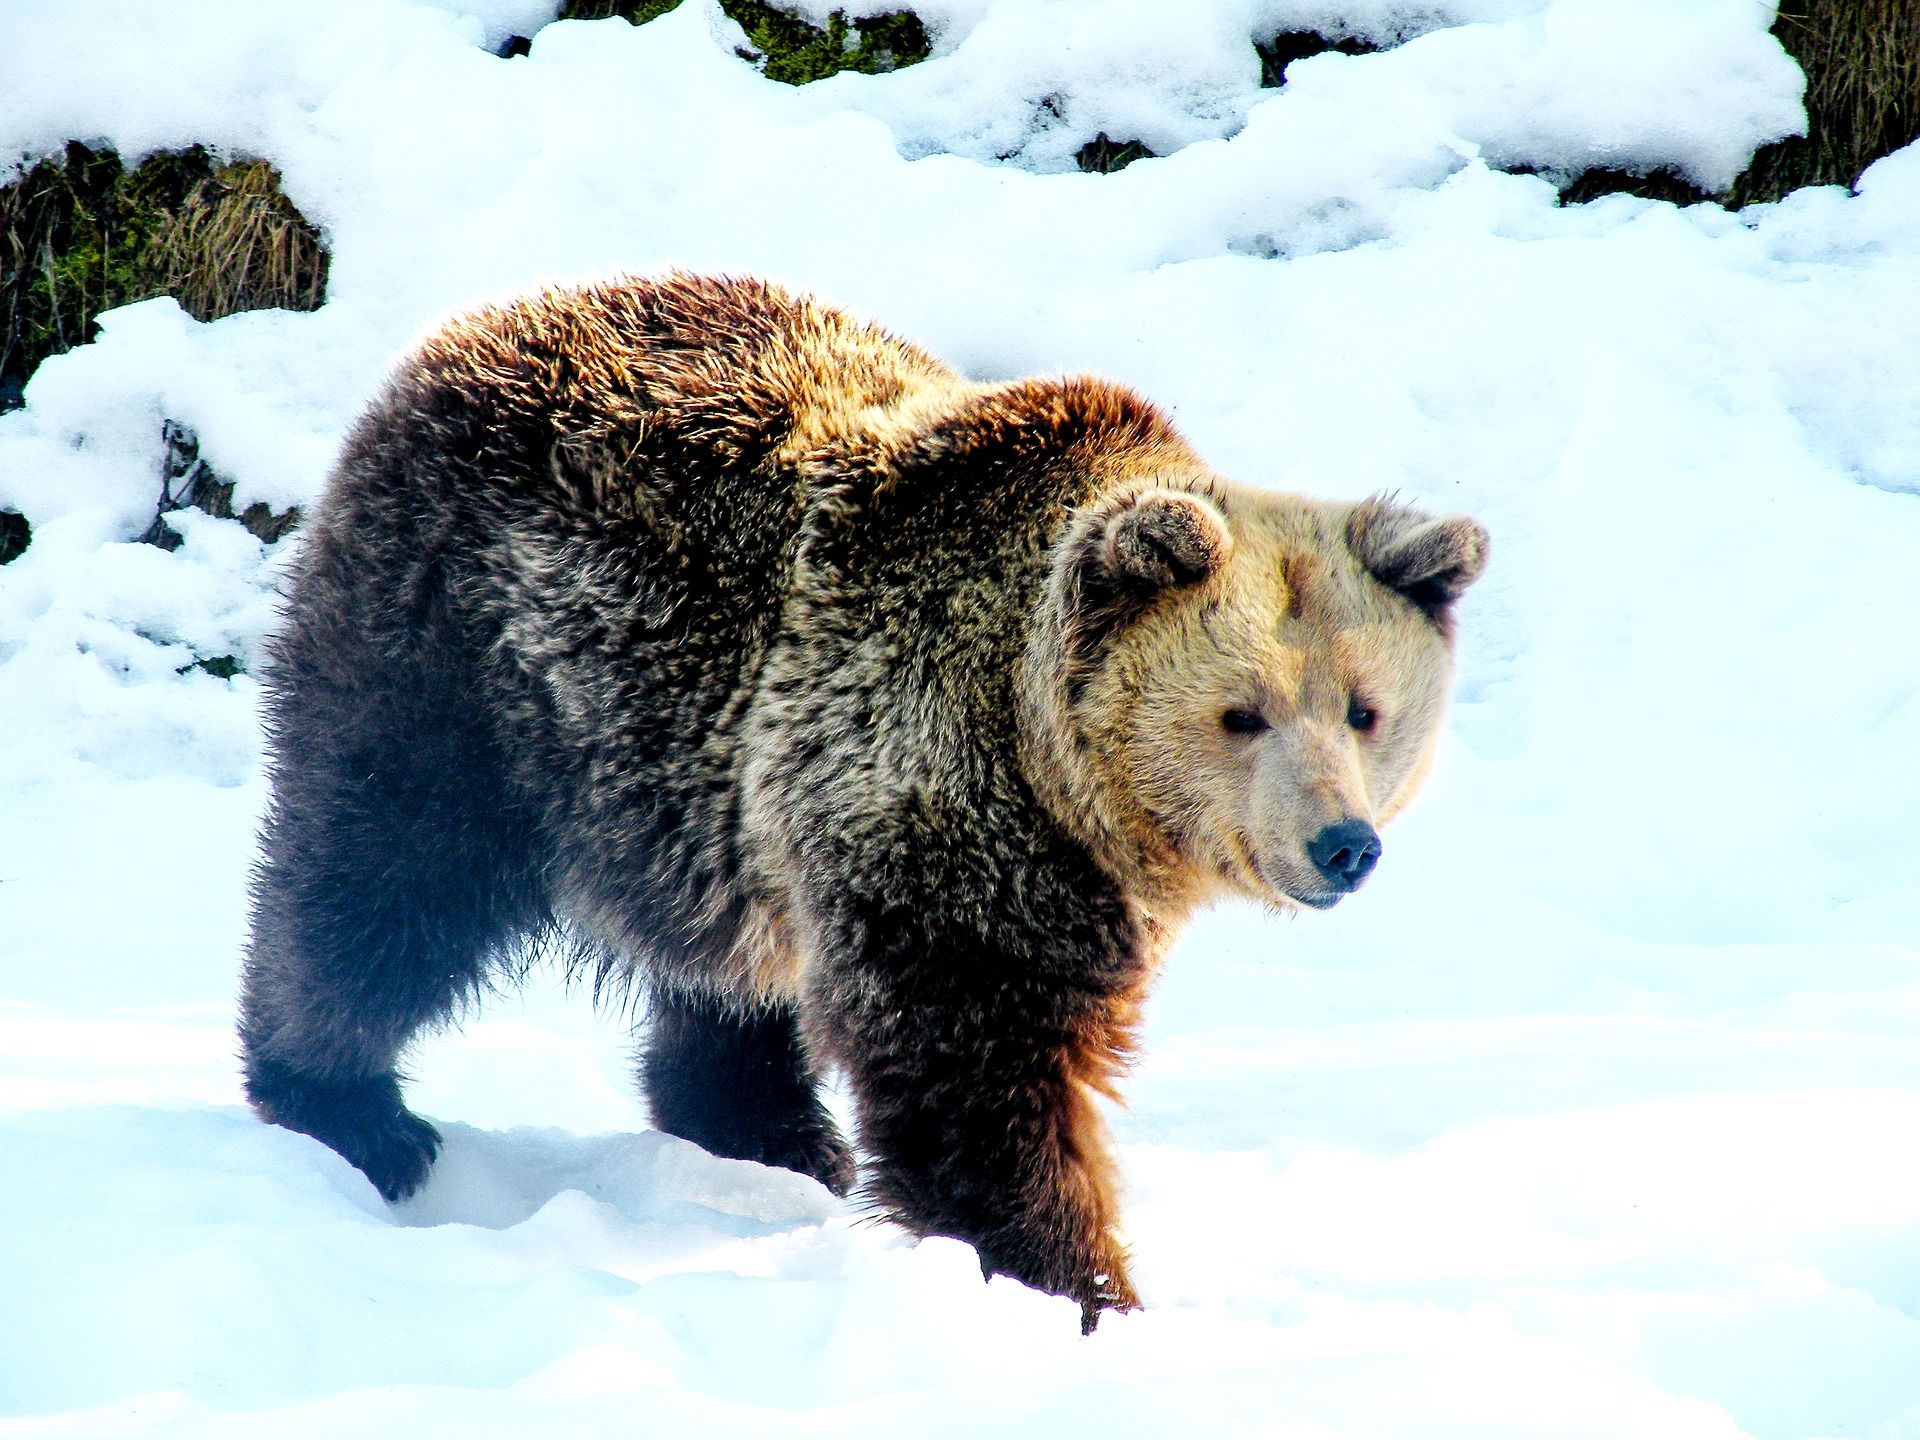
[239, 272, 1486, 1328]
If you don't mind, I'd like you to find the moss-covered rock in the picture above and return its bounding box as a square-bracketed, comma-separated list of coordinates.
[0, 143, 329, 407]
[140, 421, 301, 553]
[559, 1, 929, 83]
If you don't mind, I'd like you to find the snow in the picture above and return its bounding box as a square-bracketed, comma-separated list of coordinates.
[2, 0, 1918, 1435]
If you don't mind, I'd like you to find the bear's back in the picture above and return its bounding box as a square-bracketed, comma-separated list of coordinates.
[299, 276, 988, 986]
[302, 272, 955, 691]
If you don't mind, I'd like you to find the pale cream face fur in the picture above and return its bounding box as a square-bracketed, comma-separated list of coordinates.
[1032, 483, 1481, 916]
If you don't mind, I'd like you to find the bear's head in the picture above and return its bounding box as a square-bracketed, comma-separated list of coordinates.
[1024, 483, 1488, 914]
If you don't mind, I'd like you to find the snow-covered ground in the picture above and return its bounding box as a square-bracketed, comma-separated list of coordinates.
[3, 1, 1919, 1434]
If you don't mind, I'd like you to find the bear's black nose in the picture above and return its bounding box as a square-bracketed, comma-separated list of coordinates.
[1307, 820, 1382, 891]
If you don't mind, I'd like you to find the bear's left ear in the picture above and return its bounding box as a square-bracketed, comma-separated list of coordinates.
[1347, 497, 1489, 622]
[1054, 488, 1231, 661]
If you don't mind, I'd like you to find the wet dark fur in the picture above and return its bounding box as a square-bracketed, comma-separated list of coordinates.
[242, 274, 1168, 1323]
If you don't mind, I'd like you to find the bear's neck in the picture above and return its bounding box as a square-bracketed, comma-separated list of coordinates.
[1015, 632, 1215, 926]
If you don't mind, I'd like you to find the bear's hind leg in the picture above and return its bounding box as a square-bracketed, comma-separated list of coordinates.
[641, 989, 855, 1196]
[243, 1056, 443, 1203]
[240, 686, 547, 1202]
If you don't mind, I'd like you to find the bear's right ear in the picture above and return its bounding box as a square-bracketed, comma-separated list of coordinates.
[1346, 497, 1489, 626]
[1053, 488, 1231, 661]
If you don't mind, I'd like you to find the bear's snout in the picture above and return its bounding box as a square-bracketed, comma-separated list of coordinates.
[1306, 819, 1382, 894]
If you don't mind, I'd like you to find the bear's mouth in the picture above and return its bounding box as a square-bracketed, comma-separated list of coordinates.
[1239, 839, 1345, 911]
[1288, 889, 1345, 911]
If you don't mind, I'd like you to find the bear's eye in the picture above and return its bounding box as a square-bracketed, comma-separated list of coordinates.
[1347, 697, 1379, 734]
[1221, 708, 1269, 736]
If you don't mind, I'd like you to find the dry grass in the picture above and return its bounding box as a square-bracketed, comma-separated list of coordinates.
[1735, 0, 1920, 203]
[148, 160, 329, 321]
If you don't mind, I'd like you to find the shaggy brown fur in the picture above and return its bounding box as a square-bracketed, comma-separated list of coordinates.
[240, 272, 1487, 1327]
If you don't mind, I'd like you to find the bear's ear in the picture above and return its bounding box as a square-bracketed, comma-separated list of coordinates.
[1347, 497, 1489, 622]
[1055, 488, 1231, 661]
[1099, 488, 1232, 590]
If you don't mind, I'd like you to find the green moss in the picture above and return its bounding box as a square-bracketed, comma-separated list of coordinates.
[0, 142, 327, 406]
[560, 0, 679, 22]
[181, 654, 243, 680]
[558, 0, 929, 83]
[735, 3, 929, 84]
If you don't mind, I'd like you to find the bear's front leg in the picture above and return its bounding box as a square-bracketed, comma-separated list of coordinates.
[806, 900, 1147, 1330]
